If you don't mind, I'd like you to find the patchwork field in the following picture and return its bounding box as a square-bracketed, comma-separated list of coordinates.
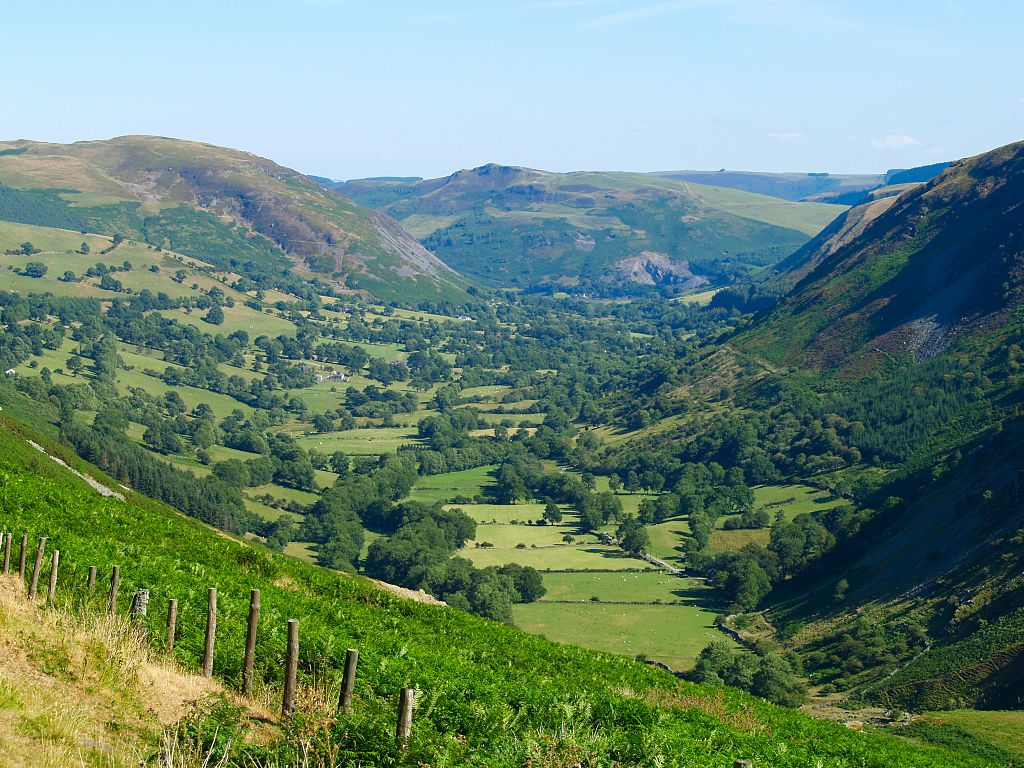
[646, 517, 691, 563]
[451, 502, 549, 524]
[513, 600, 728, 671]
[538, 571, 697, 603]
[442, 487, 733, 669]
[642, 483, 850, 560]
[463, 543, 647, 571]
[297, 427, 422, 455]
[407, 465, 496, 503]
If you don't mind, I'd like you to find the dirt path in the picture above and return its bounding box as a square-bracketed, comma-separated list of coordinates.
[597, 532, 684, 575]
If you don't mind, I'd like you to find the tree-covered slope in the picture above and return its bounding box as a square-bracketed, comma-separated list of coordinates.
[334, 165, 845, 292]
[711, 140, 1024, 712]
[0, 136, 466, 303]
[0, 411, 993, 766]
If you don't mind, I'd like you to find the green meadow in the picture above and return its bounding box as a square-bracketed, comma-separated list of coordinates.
[463, 542, 650, 571]
[513, 600, 728, 671]
[296, 426, 421, 455]
[407, 465, 496, 502]
[538, 571, 700, 603]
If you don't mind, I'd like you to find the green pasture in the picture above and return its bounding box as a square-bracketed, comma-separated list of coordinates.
[0, 265, 110, 298]
[156, 305, 296, 337]
[354, 341, 405, 361]
[470, 522, 585, 549]
[296, 426, 421, 455]
[462, 542, 653, 571]
[709, 528, 771, 552]
[538, 571, 703, 604]
[646, 518, 690, 563]
[458, 385, 510, 400]
[248, 482, 319, 507]
[673, 288, 722, 306]
[407, 465, 496, 503]
[205, 444, 261, 462]
[13, 347, 78, 386]
[751, 483, 846, 519]
[244, 496, 303, 524]
[513, 601, 730, 671]
[283, 540, 318, 564]
[115, 365, 254, 419]
[445, 502, 548, 524]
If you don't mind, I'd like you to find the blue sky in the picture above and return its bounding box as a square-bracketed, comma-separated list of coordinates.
[5, 0, 1022, 179]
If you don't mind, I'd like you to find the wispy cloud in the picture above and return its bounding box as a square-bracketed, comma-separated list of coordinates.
[583, 0, 856, 31]
[767, 131, 805, 141]
[870, 134, 920, 150]
[724, 0, 858, 32]
[585, 0, 726, 28]
[382, 0, 622, 23]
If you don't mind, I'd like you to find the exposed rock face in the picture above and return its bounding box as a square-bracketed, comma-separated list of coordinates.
[613, 251, 709, 288]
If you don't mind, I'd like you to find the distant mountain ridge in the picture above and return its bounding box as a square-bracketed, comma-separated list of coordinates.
[0, 136, 466, 302]
[654, 163, 950, 204]
[332, 165, 846, 292]
[651, 169, 884, 202]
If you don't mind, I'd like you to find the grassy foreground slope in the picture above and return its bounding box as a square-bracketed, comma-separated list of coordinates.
[0, 416, 992, 767]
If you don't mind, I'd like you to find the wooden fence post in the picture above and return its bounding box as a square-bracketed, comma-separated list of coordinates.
[87, 566, 97, 596]
[18, 534, 27, 578]
[396, 688, 414, 747]
[2, 531, 10, 574]
[108, 566, 119, 615]
[47, 549, 59, 603]
[282, 619, 298, 715]
[166, 598, 178, 651]
[338, 648, 359, 714]
[203, 588, 217, 677]
[130, 588, 150, 618]
[28, 537, 46, 601]
[242, 589, 260, 695]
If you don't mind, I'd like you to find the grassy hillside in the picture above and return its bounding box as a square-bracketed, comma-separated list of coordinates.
[0, 136, 466, 303]
[736, 140, 1024, 369]
[0, 413, 997, 766]
[0, 573, 264, 768]
[335, 165, 845, 292]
